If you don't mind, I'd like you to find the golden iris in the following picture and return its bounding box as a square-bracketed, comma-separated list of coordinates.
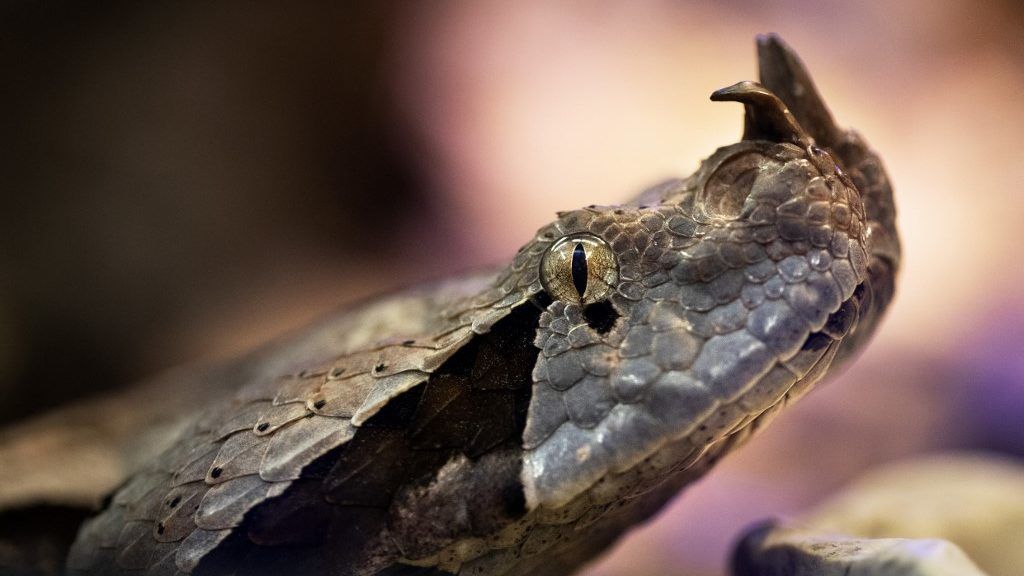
[539, 234, 618, 304]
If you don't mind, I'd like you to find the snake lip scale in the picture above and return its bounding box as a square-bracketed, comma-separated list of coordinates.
[59, 34, 899, 576]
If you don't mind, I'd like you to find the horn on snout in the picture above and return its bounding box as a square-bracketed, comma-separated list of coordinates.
[710, 80, 811, 146]
[756, 33, 843, 149]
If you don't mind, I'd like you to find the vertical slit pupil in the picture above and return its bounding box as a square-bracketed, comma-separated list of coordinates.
[571, 242, 588, 301]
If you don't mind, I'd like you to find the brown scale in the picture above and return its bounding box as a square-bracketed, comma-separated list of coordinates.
[192, 303, 542, 576]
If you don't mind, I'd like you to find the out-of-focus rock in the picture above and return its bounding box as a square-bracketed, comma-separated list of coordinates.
[732, 522, 988, 576]
[802, 453, 1024, 576]
[733, 454, 1024, 576]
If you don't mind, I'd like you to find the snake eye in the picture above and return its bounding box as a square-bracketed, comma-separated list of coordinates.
[540, 234, 618, 305]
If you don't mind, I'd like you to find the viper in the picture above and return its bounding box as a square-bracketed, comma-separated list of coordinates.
[5, 35, 901, 575]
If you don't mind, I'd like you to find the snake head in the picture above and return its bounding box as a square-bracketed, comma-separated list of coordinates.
[59, 35, 900, 575]
[517, 34, 899, 511]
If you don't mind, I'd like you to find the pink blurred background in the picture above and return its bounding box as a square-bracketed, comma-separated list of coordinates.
[2, 1, 1022, 574]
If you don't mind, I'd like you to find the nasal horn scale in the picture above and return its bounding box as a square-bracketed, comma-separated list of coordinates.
[710, 81, 811, 146]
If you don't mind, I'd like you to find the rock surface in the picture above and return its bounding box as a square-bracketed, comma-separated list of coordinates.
[732, 521, 988, 576]
[733, 453, 1024, 576]
[804, 454, 1024, 576]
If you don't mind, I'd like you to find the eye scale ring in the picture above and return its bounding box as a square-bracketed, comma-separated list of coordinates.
[540, 234, 619, 305]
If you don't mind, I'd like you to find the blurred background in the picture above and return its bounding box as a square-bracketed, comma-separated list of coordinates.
[1, 1, 1022, 575]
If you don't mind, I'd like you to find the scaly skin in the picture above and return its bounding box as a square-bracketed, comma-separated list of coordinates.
[63, 35, 899, 575]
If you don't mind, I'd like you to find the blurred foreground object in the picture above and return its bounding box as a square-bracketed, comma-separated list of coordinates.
[733, 453, 1024, 576]
[733, 523, 988, 576]
[803, 454, 1024, 576]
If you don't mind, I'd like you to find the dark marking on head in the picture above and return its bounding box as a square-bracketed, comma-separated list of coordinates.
[501, 477, 527, 517]
[530, 290, 553, 311]
[207, 303, 543, 574]
[822, 295, 859, 340]
[583, 300, 619, 335]
[389, 447, 527, 559]
[362, 384, 425, 429]
[801, 331, 832, 352]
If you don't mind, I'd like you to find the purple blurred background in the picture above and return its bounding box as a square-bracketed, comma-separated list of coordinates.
[2, 1, 1022, 574]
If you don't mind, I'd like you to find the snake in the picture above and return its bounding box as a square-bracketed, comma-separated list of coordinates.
[20, 34, 901, 575]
